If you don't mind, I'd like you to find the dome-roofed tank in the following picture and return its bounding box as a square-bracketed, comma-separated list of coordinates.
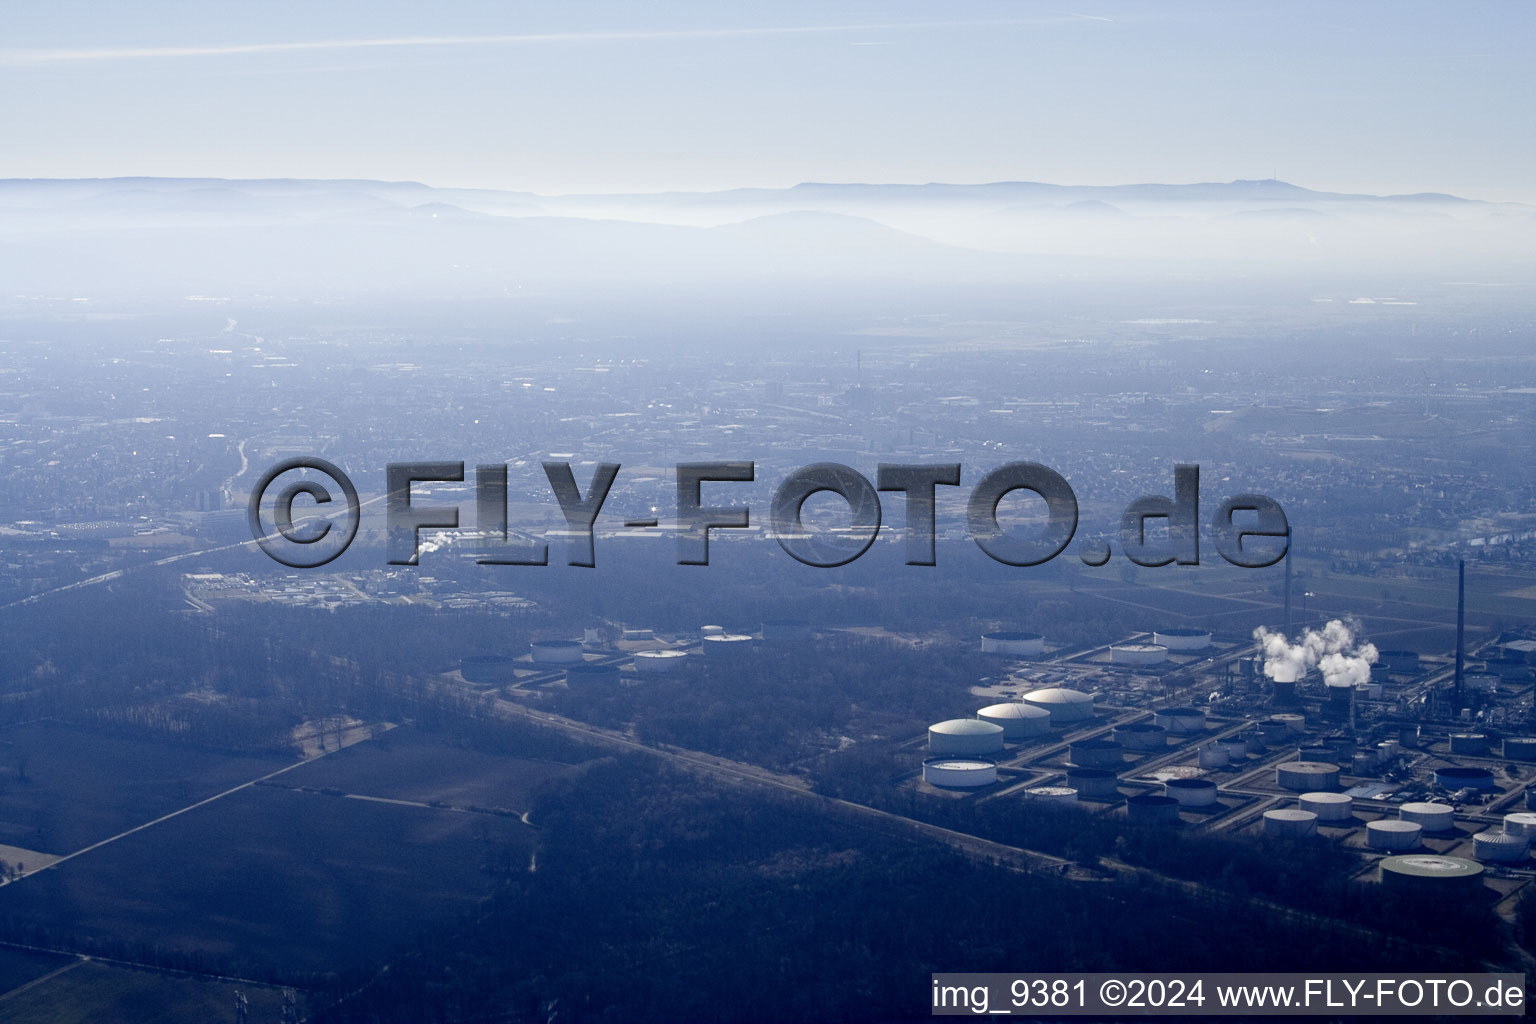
[1473, 830, 1530, 863]
[976, 702, 1052, 738]
[1022, 687, 1094, 722]
[928, 719, 1006, 755]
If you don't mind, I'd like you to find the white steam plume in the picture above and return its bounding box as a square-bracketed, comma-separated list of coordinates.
[1253, 619, 1377, 686]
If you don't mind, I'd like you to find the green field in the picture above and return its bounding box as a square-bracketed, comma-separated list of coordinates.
[0, 959, 294, 1024]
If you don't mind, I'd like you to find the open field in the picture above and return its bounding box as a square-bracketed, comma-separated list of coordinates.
[0, 944, 74, 997]
[0, 783, 538, 976]
[0, 959, 294, 1024]
[0, 723, 290, 856]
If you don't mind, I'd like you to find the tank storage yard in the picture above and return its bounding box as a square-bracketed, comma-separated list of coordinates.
[451, 589, 1536, 918]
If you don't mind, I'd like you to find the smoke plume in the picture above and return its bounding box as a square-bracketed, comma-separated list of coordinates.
[1253, 619, 1378, 686]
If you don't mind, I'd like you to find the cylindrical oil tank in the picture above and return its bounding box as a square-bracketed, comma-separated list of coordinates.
[1241, 732, 1267, 756]
[1113, 722, 1168, 751]
[1066, 767, 1120, 799]
[1165, 778, 1219, 807]
[1352, 752, 1379, 776]
[1110, 643, 1169, 667]
[634, 649, 689, 674]
[461, 654, 518, 684]
[1126, 793, 1181, 825]
[1502, 812, 1536, 838]
[565, 663, 621, 689]
[1155, 707, 1207, 734]
[1376, 650, 1420, 676]
[1022, 687, 1094, 722]
[1380, 855, 1483, 894]
[1260, 720, 1292, 744]
[1449, 733, 1491, 756]
[928, 719, 1006, 755]
[1300, 792, 1354, 821]
[1068, 738, 1124, 768]
[922, 758, 998, 788]
[976, 702, 1052, 739]
[1153, 628, 1212, 651]
[1276, 761, 1339, 791]
[981, 631, 1045, 657]
[1025, 786, 1077, 804]
[1527, 786, 1536, 810]
[1298, 745, 1336, 762]
[1264, 809, 1318, 839]
[530, 640, 585, 665]
[700, 625, 725, 636]
[702, 633, 754, 658]
[1217, 738, 1249, 761]
[1504, 737, 1536, 762]
[1400, 802, 1455, 832]
[1473, 830, 1530, 864]
[1377, 739, 1400, 764]
[1367, 820, 1423, 850]
[1435, 766, 1495, 791]
[1271, 713, 1307, 735]
[1197, 745, 1229, 769]
[760, 618, 812, 642]
[1399, 725, 1420, 748]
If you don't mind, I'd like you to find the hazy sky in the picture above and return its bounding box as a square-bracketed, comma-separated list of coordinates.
[2, 1, 1531, 200]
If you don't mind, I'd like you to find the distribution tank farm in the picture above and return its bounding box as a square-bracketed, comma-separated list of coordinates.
[1164, 778, 1219, 807]
[922, 758, 998, 788]
[1399, 802, 1456, 832]
[1276, 761, 1339, 791]
[1367, 820, 1423, 850]
[1109, 643, 1168, 667]
[1125, 794, 1181, 825]
[1379, 855, 1484, 894]
[1472, 830, 1530, 864]
[565, 663, 621, 689]
[702, 634, 755, 659]
[928, 719, 1006, 755]
[634, 649, 689, 674]
[1154, 707, 1206, 735]
[1263, 809, 1318, 839]
[1152, 628, 1212, 652]
[976, 702, 1051, 739]
[1066, 767, 1120, 799]
[980, 631, 1045, 657]
[529, 640, 585, 665]
[1068, 738, 1124, 768]
[1022, 687, 1094, 723]
[1114, 722, 1168, 751]
[1299, 792, 1353, 822]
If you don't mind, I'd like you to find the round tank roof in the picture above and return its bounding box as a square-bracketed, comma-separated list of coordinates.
[922, 758, 996, 770]
[930, 719, 1005, 736]
[1023, 687, 1091, 704]
[976, 702, 1050, 719]
[1165, 778, 1217, 791]
[1380, 855, 1483, 879]
[1300, 792, 1351, 805]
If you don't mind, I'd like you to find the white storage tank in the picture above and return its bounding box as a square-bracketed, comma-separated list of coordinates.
[634, 649, 689, 674]
[1399, 802, 1455, 832]
[1299, 792, 1353, 821]
[1164, 778, 1219, 807]
[1276, 761, 1339, 791]
[1155, 707, 1207, 735]
[928, 719, 1006, 755]
[1264, 809, 1318, 839]
[1066, 767, 1120, 799]
[700, 625, 725, 636]
[1270, 713, 1307, 735]
[1022, 687, 1094, 723]
[1153, 628, 1212, 652]
[976, 702, 1052, 739]
[1113, 722, 1168, 750]
[923, 758, 998, 788]
[1110, 643, 1168, 667]
[702, 634, 754, 658]
[1025, 786, 1078, 804]
[981, 631, 1045, 657]
[1473, 829, 1530, 864]
[1367, 820, 1423, 850]
[530, 640, 585, 665]
[1197, 745, 1229, 769]
[1502, 812, 1536, 838]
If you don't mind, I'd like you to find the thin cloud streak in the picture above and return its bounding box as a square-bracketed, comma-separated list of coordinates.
[0, 18, 1096, 67]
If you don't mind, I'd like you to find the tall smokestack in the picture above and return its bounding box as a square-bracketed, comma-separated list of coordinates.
[1454, 560, 1465, 709]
